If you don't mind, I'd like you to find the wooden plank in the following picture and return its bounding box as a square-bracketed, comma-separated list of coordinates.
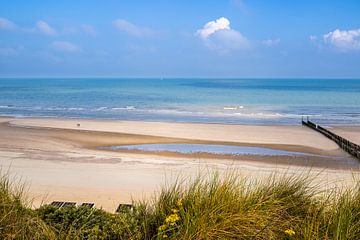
[62, 202, 76, 207]
[81, 203, 95, 208]
[50, 201, 65, 208]
[115, 203, 133, 213]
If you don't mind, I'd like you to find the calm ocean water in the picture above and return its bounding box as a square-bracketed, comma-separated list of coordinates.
[0, 78, 359, 125]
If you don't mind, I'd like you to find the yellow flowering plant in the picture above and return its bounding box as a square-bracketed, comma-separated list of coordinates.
[157, 199, 183, 239]
[284, 228, 295, 240]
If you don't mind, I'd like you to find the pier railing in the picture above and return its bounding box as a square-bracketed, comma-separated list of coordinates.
[301, 118, 360, 160]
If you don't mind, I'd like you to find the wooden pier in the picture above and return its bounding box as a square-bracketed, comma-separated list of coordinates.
[302, 117, 360, 160]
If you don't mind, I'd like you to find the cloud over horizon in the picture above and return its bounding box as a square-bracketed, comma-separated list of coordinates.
[196, 17, 231, 39]
[113, 19, 153, 37]
[51, 41, 80, 52]
[0, 18, 17, 30]
[1, 0, 360, 78]
[261, 38, 280, 47]
[323, 28, 360, 51]
[81, 24, 97, 35]
[196, 17, 249, 53]
[36, 21, 57, 36]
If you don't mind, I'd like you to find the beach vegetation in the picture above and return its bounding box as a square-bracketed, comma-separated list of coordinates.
[0, 171, 359, 239]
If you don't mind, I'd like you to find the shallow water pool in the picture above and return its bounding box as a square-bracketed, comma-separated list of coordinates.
[109, 143, 313, 156]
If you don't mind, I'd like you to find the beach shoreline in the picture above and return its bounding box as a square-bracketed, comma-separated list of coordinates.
[5, 117, 342, 149]
[0, 116, 359, 212]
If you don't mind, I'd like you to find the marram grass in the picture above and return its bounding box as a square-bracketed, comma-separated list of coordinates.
[0, 173, 55, 239]
[0, 171, 359, 239]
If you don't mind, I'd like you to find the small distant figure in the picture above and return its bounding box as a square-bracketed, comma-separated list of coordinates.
[77, 123, 80, 127]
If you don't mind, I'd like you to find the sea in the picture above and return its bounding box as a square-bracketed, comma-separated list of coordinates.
[0, 78, 359, 125]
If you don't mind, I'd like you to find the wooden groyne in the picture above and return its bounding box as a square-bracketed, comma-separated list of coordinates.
[302, 117, 360, 160]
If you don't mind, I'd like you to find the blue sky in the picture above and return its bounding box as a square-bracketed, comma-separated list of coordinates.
[0, 0, 360, 77]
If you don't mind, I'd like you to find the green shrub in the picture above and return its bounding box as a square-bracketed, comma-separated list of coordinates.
[36, 205, 143, 239]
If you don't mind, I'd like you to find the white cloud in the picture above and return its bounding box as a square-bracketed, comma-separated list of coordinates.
[261, 38, 280, 47]
[113, 19, 153, 37]
[196, 17, 249, 52]
[36, 21, 57, 36]
[323, 28, 360, 51]
[0, 18, 16, 30]
[51, 41, 79, 52]
[196, 17, 231, 39]
[309, 35, 317, 41]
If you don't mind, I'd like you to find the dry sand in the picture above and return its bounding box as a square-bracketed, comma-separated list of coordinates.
[0, 117, 359, 212]
[329, 126, 360, 145]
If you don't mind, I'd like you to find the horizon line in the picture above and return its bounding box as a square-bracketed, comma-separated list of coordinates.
[0, 76, 360, 80]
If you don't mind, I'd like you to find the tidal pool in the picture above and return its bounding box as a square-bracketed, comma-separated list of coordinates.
[108, 143, 313, 156]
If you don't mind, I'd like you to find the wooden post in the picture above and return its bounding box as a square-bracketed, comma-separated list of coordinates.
[301, 119, 360, 160]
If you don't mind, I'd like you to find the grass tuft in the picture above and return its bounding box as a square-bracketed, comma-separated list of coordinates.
[0, 171, 359, 239]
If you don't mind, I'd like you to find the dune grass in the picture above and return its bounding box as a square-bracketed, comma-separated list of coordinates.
[135, 173, 360, 239]
[0, 173, 55, 239]
[0, 171, 359, 239]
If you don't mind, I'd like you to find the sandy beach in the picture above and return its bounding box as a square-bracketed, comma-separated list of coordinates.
[0, 117, 359, 212]
[330, 126, 360, 145]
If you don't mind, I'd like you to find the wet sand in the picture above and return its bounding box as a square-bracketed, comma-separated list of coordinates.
[10, 117, 340, 151]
